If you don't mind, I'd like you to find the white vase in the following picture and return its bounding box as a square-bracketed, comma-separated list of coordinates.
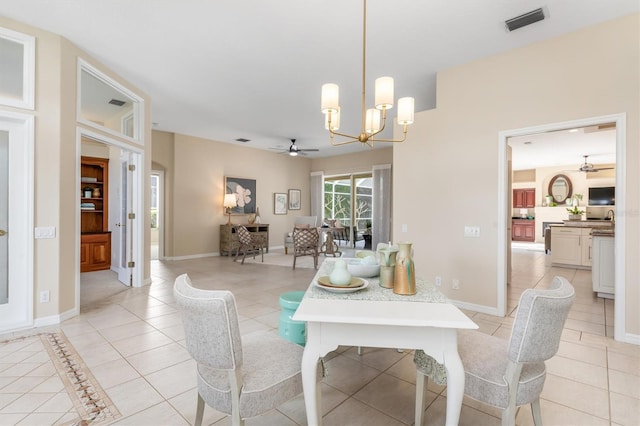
[329, 259, 352, 286]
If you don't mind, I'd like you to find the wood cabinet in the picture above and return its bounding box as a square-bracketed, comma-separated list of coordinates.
[220, 224, 269, 256]
[592, 236, 615, 297]
[512, 219, 535, 242]
[550, 226, 592, 268]
[513, 188, 535, 208]
[80, 156, 111, 272]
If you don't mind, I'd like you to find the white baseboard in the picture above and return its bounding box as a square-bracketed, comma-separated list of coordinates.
[622, 332, 640, 345]
[33, 307, 78, 328]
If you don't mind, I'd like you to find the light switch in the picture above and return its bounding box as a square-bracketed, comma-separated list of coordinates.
[464, 226, 480, 238]
[35, 227, 56, 239]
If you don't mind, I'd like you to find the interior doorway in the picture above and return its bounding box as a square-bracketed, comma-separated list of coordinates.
[498, 113, 626, 341]
[150, 170, 163, 260]
[77, 130, 144, 311]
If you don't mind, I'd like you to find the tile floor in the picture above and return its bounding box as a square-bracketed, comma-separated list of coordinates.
[0, 245, 639, 425]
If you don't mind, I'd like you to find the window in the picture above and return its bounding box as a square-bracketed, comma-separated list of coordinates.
[324, 174, 372, 231]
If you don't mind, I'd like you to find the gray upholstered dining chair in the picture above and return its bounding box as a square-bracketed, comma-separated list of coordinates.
[414, 276, 575, 426]
[174, 273, 307, 426]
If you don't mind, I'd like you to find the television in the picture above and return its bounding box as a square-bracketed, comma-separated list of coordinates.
[588, 186, 615, 206]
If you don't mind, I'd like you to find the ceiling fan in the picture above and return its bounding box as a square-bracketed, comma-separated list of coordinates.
[576, 155, 614, 173]
[271, 139, 319, 157]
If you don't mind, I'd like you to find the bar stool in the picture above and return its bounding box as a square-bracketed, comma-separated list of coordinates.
[279, 291, 306, 346]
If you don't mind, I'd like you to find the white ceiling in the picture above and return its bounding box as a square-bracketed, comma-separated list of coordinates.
[0, 0, 636, 159]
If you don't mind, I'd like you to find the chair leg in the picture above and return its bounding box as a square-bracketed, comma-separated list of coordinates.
[195, 393, 205, 426]
[241, 247, 248, 264]
[531, 398, 543, 426]
[293, 254, 297, 270]
[415, 372, 428, 426]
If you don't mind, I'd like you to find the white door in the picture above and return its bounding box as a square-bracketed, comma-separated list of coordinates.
[114, 151, 133, 285]
[0, 114, 33, 332]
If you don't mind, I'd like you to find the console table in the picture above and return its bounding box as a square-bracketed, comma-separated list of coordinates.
[219, 224, 269, 256]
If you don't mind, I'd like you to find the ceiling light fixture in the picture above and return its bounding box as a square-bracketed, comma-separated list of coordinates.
[320, 0, 414, 147]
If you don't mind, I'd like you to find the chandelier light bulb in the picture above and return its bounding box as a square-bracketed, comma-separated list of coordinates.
[324, 108, 340, 131]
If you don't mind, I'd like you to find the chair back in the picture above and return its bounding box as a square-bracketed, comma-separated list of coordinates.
[293, 216, 318, 228]
[293, 226, 319, 247]
[174, 274, 243, 370]
[508, 276, 575, 363]
[237, 225, 253, 245]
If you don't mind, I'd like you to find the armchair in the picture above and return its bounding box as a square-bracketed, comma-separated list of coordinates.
[284, 216, 318, 254]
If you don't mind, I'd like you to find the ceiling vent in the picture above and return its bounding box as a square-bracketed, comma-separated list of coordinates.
[505, 8, 545, 32]
[235, 138, 251, 143]
[108, 98, 126, 106]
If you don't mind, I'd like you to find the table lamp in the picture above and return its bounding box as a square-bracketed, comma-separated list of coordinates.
[224, 194, 237, 225]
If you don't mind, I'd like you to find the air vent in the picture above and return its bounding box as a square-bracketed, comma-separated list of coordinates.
[235, 138, 251, 143]
[505, 8, 545, 32]
[108, 98, 126, 106]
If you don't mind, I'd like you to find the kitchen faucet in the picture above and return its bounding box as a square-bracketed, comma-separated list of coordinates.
[606, 209, 615, 224]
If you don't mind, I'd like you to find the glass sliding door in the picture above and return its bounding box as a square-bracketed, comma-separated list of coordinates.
[324, 173, 373, 248]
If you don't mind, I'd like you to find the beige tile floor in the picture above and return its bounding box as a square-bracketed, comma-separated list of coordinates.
[1, 245, 639, 425]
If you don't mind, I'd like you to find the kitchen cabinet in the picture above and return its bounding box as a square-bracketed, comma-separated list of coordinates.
[550, 226, 592, 268]
[592, 236, 615, 298]
[513, 188, 535, 208]
[512, 219, 535, 242]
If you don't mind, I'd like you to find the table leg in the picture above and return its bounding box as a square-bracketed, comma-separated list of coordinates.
[301, 344, 322, 426]
[443, 351, 465, 426]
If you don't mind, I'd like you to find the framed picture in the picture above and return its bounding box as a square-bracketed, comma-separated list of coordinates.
[274, 192, 287, 215]
[225, 176, 256, 214]
[288, 189, 301, 210]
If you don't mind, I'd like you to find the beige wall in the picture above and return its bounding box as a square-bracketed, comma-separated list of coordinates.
[393, 14, 639, 336]
[311, 147, 393, 175]
[0, 16, 151, 324]
[155, 133, 313, 258]
[152, 137, 393, 259]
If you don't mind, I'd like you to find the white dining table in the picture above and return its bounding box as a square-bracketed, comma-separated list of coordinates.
[292, 258, 478, 426]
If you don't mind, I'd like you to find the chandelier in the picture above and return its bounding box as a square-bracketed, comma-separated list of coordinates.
[320, 0, 415, 147]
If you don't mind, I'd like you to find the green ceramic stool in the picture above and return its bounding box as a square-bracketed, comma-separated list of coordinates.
[279, 291, 306, 346]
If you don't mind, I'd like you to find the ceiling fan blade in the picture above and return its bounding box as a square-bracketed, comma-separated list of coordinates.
[299, 148, 319, 152]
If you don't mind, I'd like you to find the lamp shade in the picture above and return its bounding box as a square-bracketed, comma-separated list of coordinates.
[321, 83, 339, 113]
[365, 108, 381, 134]
[324, 108, 340, 131]
[397, 97, 414, 125]
[224, 194, 237, 209]
[375, 77, 394, 110]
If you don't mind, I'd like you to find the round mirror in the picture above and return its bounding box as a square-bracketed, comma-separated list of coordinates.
[548, 174, 573, 204]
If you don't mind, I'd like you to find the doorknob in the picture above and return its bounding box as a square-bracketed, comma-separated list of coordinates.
[115, 223, 126, 227]
[0, 229, 6, 236]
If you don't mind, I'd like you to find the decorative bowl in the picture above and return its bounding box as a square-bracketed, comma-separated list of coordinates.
[344, 258, 380, 278]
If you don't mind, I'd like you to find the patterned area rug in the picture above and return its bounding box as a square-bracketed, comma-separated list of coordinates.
[238, 250, 319, 268]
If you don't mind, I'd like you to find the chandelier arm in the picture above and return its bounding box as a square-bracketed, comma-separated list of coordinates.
[368, 125, 409, 143]
[330, 137, 363, 146]
[329, 128, 362, 141]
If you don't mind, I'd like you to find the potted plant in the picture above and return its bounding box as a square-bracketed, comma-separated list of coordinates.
[544, 194, 554, 206]
[566, 205, 584, 220]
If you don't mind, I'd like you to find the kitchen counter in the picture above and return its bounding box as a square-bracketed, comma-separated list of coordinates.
[561, 220, 614, 228]
[592, 228, 615, 237]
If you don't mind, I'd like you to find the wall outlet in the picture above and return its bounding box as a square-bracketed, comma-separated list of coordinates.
[401, 224, 408, 233]
[464, 226, 480, 238]
[435, 276, 442, 286]
[39, 290, 50, 303]
[452, 279, 460, 290]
